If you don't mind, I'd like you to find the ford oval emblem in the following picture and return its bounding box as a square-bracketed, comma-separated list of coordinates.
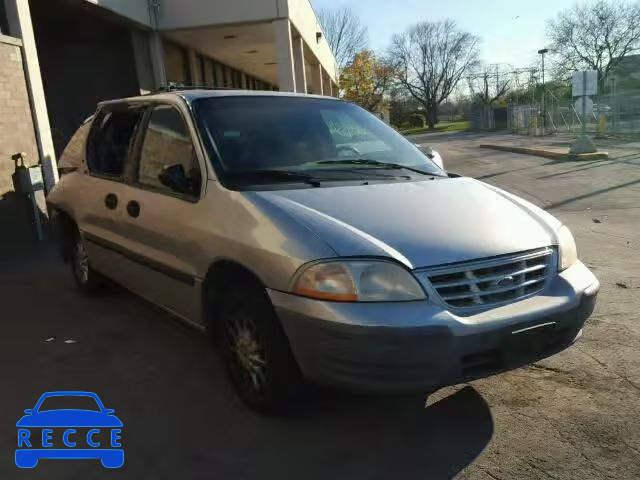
[497, 275, 515, 288]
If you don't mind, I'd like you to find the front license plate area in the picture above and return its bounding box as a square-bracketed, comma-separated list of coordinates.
[507, 322, 558, 358]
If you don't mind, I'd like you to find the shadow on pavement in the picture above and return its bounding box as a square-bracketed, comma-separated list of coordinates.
[544, 177, 640, 210]
[0, 247, 493, 480]
[0, 191, 50, 266]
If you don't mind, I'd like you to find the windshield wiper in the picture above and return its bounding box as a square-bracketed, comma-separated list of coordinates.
[228, 169, 323, 187]
[315, 159, 442, 177]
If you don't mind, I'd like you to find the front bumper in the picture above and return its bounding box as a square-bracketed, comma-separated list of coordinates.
[269, 260, 599, 391]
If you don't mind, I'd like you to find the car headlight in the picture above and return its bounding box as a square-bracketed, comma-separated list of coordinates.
[291, 260, 426, 302]
[557, 225, 578, 271]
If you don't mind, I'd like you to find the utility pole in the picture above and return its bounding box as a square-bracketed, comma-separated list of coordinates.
[538, 48, 548, 135]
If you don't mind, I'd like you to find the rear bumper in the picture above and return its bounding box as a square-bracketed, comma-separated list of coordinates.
[269, 261, 599, 391]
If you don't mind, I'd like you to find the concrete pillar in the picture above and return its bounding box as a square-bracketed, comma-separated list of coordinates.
[187, 48, 200, 85]
[292, 35, 307, 94]
[214, 63, 224, 87]
[131, 31, 155, 94]
[312, 64, 323, 96]
[273, 19, 296, 92]
[204, 59, 214, 87]
[149, 32, 167, 89]
[4, 0, 57, 190]
[323, 75, 333, 97]
[224, 67, 232, 87]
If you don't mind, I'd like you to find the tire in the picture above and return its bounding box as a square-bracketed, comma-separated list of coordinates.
[215, 284, 303, 414]
[70, 228, 104, 294]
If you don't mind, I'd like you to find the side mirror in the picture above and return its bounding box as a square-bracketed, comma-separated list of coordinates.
[414, 144, 444, 170]
[24, 409, 33, 414]
[158, 163, 188, 194]
[430, 150, 444, 170]
[105, 409, 115, 414]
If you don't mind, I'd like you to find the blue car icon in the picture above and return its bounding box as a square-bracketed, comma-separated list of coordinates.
[16, 391, 123, 468]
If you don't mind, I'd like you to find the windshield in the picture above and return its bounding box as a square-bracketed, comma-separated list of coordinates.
[194, 96, 444, 187]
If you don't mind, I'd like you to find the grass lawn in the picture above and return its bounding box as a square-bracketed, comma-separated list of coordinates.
[397, 121, 471, 136]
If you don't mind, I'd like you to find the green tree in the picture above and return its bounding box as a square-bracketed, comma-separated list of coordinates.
[340, 51, 395, 112]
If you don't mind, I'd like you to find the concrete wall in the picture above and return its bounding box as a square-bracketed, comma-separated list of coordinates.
[157, 0, 337, 83]
[83, 0, 151, 27]
[286, 0, 337, 82]
[30, 0, 141, 156]
[164, 40, 190, 84]
[159, 0, 284, 30]
[0, 34, 38, 196]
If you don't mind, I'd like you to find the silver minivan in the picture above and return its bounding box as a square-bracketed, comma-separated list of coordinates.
[48, 90, 599, 413]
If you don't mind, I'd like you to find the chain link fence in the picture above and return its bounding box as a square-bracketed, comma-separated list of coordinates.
[507, 74, 640, 137]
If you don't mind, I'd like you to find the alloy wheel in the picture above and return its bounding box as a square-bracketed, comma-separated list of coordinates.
[223, 312, 268, 395]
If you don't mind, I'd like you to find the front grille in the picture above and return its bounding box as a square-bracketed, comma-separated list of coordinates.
[419, 248, 554, 310]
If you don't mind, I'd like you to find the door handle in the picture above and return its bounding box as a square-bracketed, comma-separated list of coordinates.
[105, 193, 118, 210]
[126, 200, 141, 218]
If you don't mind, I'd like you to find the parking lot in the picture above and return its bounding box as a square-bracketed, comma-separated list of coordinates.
[1, 132, 639, 479]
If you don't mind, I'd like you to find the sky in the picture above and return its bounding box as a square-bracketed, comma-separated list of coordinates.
[311, 0, 578, 68]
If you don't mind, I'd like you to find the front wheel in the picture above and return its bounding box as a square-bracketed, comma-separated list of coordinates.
[216, 286, 303, 414]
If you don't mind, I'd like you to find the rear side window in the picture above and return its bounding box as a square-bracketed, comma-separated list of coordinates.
[58, 119, 92, 174]
[136, 105, 201, 198]
[87, 108, 144, 177]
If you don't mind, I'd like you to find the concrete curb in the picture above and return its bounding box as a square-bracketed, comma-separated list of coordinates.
[479, 144, 609, 161]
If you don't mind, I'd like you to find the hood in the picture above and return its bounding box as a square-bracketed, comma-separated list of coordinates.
[16, 410, 123, 427]
[254, 177, 557, 269]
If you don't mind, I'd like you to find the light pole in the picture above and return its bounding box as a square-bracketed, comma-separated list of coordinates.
[538, 48, 548, 134]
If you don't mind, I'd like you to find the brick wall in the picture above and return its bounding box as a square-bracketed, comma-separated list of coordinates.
[0, 35, 38, 197]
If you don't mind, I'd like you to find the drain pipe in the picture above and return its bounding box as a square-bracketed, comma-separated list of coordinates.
[147, 0, 167, 89]
[148, 0, 160, 28]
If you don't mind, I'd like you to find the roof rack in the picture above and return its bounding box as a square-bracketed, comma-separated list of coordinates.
[154, 84, 237, 93]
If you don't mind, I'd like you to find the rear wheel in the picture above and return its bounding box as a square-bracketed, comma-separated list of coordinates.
[70, 229, 104, 294]
[215, 284, 302, 414]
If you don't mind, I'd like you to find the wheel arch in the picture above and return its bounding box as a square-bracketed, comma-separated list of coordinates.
[201, 259, 272, 333]
[50, 207, 77, 263]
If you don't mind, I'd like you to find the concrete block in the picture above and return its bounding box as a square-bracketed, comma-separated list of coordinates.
[479, 144, 609, 161]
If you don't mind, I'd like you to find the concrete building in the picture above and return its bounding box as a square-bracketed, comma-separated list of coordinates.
[0, 0, 338, 206]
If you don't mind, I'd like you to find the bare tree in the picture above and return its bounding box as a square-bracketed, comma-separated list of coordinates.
[547, 0, 640, 90]
[390, 20, 480, 128]
[467, 64, 513, 106]
[318, 8, 368, 70]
